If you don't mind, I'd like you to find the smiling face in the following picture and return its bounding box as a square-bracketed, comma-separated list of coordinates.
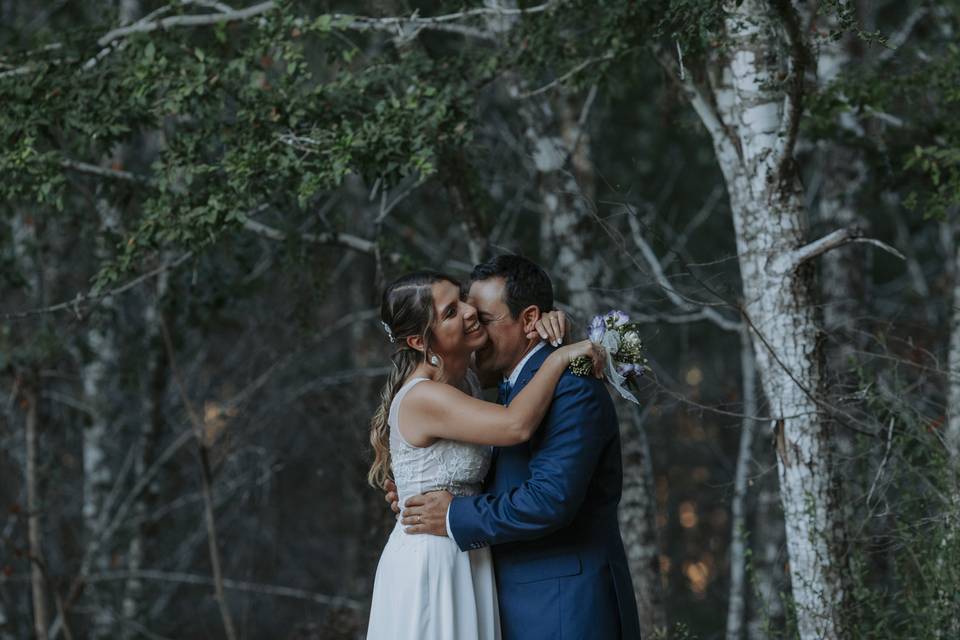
[467, 277, 536, 377]
[426, 279, 488, 360]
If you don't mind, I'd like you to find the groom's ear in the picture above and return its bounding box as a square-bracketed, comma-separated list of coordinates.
[519, 305, 541, 335]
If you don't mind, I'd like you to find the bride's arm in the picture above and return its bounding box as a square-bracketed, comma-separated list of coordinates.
[402, 340, 603, 447]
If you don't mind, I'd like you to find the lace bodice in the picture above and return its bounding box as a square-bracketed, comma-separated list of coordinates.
[390, 374, 492, 509]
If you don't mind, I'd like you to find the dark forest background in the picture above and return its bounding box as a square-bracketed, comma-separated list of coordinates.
[1, 1, 959, 638]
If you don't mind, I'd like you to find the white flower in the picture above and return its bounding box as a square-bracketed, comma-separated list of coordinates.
[606, 310, 629, 327]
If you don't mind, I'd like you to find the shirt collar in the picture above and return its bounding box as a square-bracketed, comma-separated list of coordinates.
[506, 341, 546, 387]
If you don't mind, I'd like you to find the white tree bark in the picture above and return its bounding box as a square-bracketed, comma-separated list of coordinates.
[674, 2, 849, 637]
[121, 267, 168, 634]
[948, 240, 960, 460]
[619, 407, 668, 636]
[943, 239, 960, 639]
[25, 379, 49, 640]
[726, 329, 761, 640]
[486, 3, 664, 628]
[521, 93, 604, 315]
[12, 212, 49, 639]
[81, 172, 124, 639]
[518, 80, 669, 636]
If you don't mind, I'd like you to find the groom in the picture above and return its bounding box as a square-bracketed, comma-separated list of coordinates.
[396, 254, 642, 640]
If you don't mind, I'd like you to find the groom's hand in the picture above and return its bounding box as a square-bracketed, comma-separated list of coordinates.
[384, 479, 400, 515]
[401, 491, 453, 536]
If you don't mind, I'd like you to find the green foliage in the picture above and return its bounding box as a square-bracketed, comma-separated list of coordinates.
[804, 18, 960, 222]
[1, 3, 481, 286]
[507, 0, 725, 87]
[839, 366, 960, 639]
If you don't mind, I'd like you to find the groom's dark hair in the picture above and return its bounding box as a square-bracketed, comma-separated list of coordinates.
[469, 254, 554, 319]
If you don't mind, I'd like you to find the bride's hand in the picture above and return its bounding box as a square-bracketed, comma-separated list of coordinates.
[556, 339, 606, 379]
[527, 309, 569, 346]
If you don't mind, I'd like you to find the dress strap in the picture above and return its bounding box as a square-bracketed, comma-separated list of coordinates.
[389, 377, 430, 445]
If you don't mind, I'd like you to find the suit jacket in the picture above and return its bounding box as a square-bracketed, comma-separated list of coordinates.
[449, 345, 642, 640]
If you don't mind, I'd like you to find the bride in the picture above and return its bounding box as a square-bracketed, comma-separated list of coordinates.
[365, 270, 603, 640]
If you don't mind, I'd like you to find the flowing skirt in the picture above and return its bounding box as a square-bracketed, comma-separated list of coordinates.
[366, 520, 501, 640]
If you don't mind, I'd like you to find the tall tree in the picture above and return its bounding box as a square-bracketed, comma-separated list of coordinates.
[658, 1, 886, 634]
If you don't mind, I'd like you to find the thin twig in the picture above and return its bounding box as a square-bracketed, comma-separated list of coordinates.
[2, 252, 193, 321]
[83, 569, 367, 609]
[159, 317, 238, 640]
[866, 417, 896, 505]
[516, 54, 615, 98]
[60, 159, 152, 184]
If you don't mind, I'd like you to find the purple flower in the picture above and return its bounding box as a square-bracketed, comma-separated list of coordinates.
[606, 310, 629, 327]
[616, 362, 645, 378]
[588, 315, 606, 343]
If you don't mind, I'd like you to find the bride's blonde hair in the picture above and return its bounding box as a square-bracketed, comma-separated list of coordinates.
[368, 270, 459, 489]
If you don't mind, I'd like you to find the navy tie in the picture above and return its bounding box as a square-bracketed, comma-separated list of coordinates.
[497, 380, 512, 405]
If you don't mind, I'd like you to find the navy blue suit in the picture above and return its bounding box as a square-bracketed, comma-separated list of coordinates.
[449, 345, 642, 640]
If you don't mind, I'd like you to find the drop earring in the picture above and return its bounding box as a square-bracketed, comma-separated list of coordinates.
[430, 354, 440, 366]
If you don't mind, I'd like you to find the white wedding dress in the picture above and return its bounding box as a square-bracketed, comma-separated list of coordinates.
[366, 376, 501, 640]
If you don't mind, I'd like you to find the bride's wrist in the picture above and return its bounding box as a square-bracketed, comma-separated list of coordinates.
[551, 346, 572, 367]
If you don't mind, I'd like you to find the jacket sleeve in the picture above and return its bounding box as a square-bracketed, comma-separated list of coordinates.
[447, 375, 614, 551]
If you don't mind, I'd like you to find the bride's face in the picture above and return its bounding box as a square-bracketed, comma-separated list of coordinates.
[428, 280, 488, 359]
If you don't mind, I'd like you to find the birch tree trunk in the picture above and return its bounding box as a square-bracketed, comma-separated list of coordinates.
[12, 211, 49, 639]
[619, 407, 668, 636]
[24, 376, 49, 640]
[943, 239, 960, 638]
[80, 167, 125, 639]
[726, 330, 761, 640]
[88, 0, 141, 612]
[526, 90, 667, 637]
[805, 25, 867, 371]
[121, 269, 169, 634]
[673, 2, 850, 636]
[521, 93, 604, 316]
[485, 2, 664, 628]
[948, 240, 960, 461]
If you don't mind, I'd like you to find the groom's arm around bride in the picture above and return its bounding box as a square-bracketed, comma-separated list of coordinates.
[405, 347, 642, 640]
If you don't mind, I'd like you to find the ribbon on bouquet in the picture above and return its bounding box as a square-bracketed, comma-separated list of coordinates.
[597, 330, 640, 406]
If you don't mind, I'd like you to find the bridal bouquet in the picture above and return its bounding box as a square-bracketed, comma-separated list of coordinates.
[570, 310, 646, 405]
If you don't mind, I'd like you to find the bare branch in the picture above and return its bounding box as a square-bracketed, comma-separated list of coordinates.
[779, 226, 905, 273]
[865, 417, 896, 505]
[653, 47, 740, 163]
[2, 252, 194, 321]
[96, 1, 275, 47]
[3, 1, 560, 78]
[660, 185, 724, 270]
[240, 217, 401, 262]
[878, 6, 929, 63]
[515, 54, 615, 99]
[60, 158, 153, 184]
[626, 210, 742, 332]
[82, 569, 366, 610]
[159, 317, 238, 640]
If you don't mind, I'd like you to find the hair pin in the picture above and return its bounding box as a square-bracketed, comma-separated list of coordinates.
[380, 321, 396, 343]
